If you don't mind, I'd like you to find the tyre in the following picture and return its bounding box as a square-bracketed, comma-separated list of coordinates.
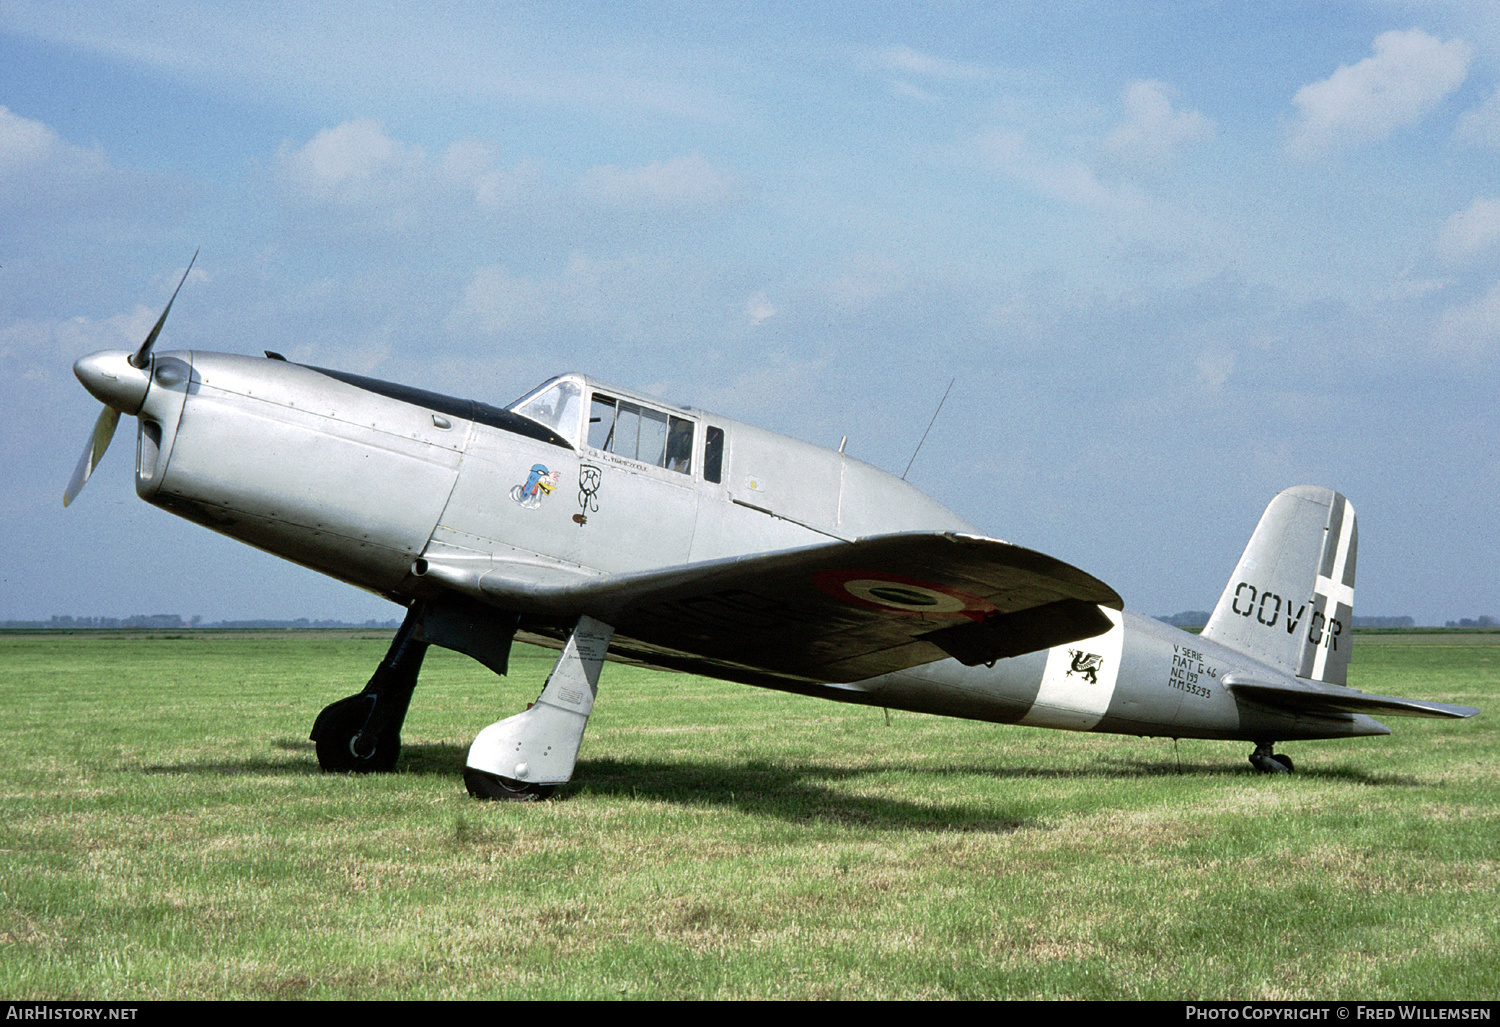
[312, 695, 399, 773]
[463, 767, 556, 801]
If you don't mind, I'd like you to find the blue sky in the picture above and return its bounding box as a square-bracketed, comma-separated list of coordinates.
[3, 1, 1497, 625]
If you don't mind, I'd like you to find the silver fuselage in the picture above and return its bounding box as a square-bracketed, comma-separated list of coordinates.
[123, 349, 1386, 744]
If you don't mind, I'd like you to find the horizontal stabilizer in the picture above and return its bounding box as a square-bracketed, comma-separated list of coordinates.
[1225, 674, 1479, 720]
[429, 531, 1123, 684]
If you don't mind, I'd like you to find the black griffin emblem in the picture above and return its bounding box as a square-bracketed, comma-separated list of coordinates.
[1067, 649, 1103, 685]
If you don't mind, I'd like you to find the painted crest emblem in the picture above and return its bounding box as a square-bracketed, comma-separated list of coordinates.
[578, 464, 601, 513]
[1067, 649, 1103, 685]
[510, 464, 561, 509]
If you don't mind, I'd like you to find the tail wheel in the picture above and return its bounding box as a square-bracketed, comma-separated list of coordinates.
[1249, 746, 1294, 774]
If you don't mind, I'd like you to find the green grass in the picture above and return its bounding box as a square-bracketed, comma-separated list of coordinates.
[1, 629, 1496, 999]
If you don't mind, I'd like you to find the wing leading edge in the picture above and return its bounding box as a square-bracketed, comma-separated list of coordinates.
[421, 531, 1123, 685]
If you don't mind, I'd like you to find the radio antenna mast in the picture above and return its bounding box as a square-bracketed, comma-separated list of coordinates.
[902, 377, 955, 480]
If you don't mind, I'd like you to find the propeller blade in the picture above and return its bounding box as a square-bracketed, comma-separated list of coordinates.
[129, 249, 198, 370]
[63, 405, 120, 507]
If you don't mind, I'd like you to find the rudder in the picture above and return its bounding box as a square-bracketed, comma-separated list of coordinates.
[1201, 486, 1358, 685]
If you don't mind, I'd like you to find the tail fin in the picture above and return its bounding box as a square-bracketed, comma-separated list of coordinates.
[1201, 486, 1358, 685]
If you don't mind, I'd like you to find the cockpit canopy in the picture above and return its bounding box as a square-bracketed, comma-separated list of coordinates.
[509, 376, 586, 447]
[508, 374, 709, 478]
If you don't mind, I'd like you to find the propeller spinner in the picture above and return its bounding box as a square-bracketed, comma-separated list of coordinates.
[64, 251, 197, 507]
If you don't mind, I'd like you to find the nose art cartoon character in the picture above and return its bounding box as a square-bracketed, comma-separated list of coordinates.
[510, 464, 561, 509]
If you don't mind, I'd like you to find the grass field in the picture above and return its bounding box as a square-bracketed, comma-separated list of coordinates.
[2, 629, 1496, 1000]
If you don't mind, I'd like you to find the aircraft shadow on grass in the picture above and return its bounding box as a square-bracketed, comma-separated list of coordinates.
[139, 740, 1423, 832]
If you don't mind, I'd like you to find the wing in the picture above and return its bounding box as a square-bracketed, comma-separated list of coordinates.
[420, 532, 1123, 685]
[1224, 674, 1480, 720]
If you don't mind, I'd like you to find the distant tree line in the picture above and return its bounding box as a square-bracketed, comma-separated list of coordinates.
[10, 610, 1490, 632]
[1155, 611, 1211, 627]
[1, 614, 402, 630]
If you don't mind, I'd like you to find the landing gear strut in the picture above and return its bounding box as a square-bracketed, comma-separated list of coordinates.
[311, 603, 429, 773]
[465, 615, 614, 800]
[1249, 742, 1295, 774]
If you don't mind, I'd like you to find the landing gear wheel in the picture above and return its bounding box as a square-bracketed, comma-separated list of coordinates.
[312, 695, 399, 773]
[1249, 746, 1294, 774]
[464, 767, 556, 802]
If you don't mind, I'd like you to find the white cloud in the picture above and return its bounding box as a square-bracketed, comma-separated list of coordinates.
[1194, 349, 1234, 391]
[872, 46, 995, 82]
[0, 104, 116, 217]
[1104, 80, 1215, 170]
[0, 308, 152, 368]
[1434, 280, 1500, 353]
[576, 152, 740, 209]
[745, 291, 775, 325]
[0, 304, 167, 465]
[1287, 29, 1472, 158]
[0, 104, 65, 169]
[689, 352, 830, 425]
[445, 254, 645, 336]
[1434, 198, 1500, 264]
[273, 120, 544, 231]
[445, 264, 536, 334]
[870, 46, 1006, 107]
[890, 79, 941, 104]
[1455, 87, 1500, 148]
[1, 4, 731, 123]
[275, 125, 740, 238]
[975, 128, 1145, 212]
[820, 253, 907, 309]
[1383, 274, 1449, 302]
[274, 120, 425, 208]
[438, 140, 542, 212]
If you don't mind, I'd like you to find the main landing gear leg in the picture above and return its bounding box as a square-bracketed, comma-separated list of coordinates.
[463, 615, 614, 801]
[1249, 742, 1295, 774]
[311, 603, 430, 773]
